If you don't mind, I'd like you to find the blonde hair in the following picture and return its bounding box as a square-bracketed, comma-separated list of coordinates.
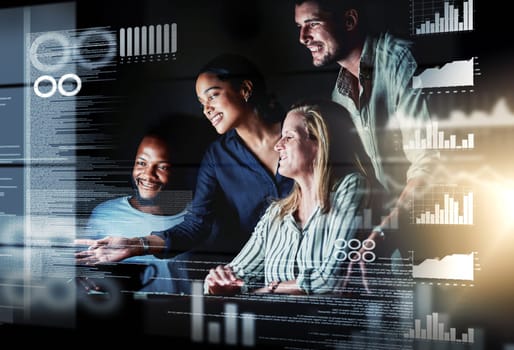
[277, 105, 332, 218]
[276, 101, 374, 219]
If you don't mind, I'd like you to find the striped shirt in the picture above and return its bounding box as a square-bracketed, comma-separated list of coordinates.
[228, 172, 369, 295]
[332, 33, 439, 193]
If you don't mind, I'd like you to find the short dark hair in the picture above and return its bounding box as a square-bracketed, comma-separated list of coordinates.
[294, 0, 369, 33]
[293, 0, 361, 15]
[141, 114, 214, 165]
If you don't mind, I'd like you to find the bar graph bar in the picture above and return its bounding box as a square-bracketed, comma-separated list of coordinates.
[190, 281, 256, 346]
[191, 281, 204, 342]
[352, 208, 399, 230]
[225, 303, 238, 345]
[242, 313, 256, 347]
[411, 186, 473, 225]
[119, 22, 177, 62]
[412, 0, 474, 35]
[208, 322, 221, 343]
[404, 122, 474, 150]
[404, 312, 474, 343]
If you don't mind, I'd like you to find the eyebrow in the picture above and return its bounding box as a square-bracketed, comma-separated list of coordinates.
[201, 85, 221, 96]
[136, 156, 171, 163]
[303, 17, 322, 23]
[296, 11, 329, 25]
[281, 129, 298, 136]
[197, 86, 222, 103]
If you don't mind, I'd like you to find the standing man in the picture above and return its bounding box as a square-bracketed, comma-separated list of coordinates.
[294, 0, 439, 245]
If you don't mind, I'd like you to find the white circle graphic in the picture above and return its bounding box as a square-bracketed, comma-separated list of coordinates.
[362, 239, 376, 251]
[29, 32, 71, 73]
[76, 29, 116, 69]
[334, 238, 347, 250]
[362, 251, 376, 263]
[348, 238, 361, 250]
[34, 75, 57, 98]
[335, 251, 348, 262]
[58, 73, 82, 96]
[348, 251, 361, 262]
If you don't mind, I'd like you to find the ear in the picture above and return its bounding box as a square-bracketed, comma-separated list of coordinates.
[344, 9, 358, 31]
[240, 80, 254, 101]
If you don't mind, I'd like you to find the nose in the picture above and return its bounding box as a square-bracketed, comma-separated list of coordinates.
[299, 25, 311, 45]
[274, 137, 285, 152]
[203, 104, 212, 117]
[142, 165, 157, 178]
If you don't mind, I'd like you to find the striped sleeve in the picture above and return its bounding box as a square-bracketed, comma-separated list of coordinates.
[297, 173, 368, 294]
[228, 203, 278, 290]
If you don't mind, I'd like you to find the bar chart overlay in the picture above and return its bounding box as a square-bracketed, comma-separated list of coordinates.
[404, 312, 474, 343]
[191, 282, 255, 347]
[119, 23, 177, 62]
[410, 185, 474, 225]
[403, 121, 474, 150]
[411, 0, 474, 35]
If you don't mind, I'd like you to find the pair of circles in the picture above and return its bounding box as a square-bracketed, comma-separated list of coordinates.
[30, 30, 116, 73]
[33, 74, 82, 98]
[334, 238, 376, 262]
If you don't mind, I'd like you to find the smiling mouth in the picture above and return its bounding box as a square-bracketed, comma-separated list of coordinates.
[210, 113, 223, 126]
[307, 45, 321, 53]
[307, 43, 323, 54]
[137, 179, 162, 191]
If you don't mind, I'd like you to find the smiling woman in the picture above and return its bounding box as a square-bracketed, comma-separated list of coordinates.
[75, 54, 293, 272]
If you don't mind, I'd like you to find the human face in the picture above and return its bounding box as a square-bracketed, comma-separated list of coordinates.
[295, 1, 343, 67]
[274, 111, 318, 180]
[132, 136, 171, 201]
[196, 72, 248, 134]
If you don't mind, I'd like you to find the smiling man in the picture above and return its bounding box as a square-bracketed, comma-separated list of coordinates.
[83, 128, 191, 294]
[294, 0, 439, 239]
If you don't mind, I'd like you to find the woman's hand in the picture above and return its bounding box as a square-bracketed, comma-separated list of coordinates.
[74, 236, 141, 265]
[205, 265, 244, 295]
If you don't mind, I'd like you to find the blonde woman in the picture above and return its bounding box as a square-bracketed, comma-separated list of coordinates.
[205, 101, 381, 295]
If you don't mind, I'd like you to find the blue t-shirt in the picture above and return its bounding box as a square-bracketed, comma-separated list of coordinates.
[86, 196, 190, 294]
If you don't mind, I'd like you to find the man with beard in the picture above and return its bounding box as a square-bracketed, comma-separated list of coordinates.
[294, 0, 439, 250]
[83, 129, 191, 294]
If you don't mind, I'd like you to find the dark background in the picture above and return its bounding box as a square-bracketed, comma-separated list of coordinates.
[1, 0, 513, 347]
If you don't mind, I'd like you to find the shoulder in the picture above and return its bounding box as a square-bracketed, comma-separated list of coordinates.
[334, 172, 367, 189]
[252, 201, 283, 235]
[374, 32, 415, 63]
[378, 32, 412, 49]
[91, 196, 129, 215]
[331, 172, 368, 202]
[206, 130, 236, 150]
[202, 130, 238, 160]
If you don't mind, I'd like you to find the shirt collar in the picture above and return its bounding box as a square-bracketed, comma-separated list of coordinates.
[359, 35, 375, 81]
